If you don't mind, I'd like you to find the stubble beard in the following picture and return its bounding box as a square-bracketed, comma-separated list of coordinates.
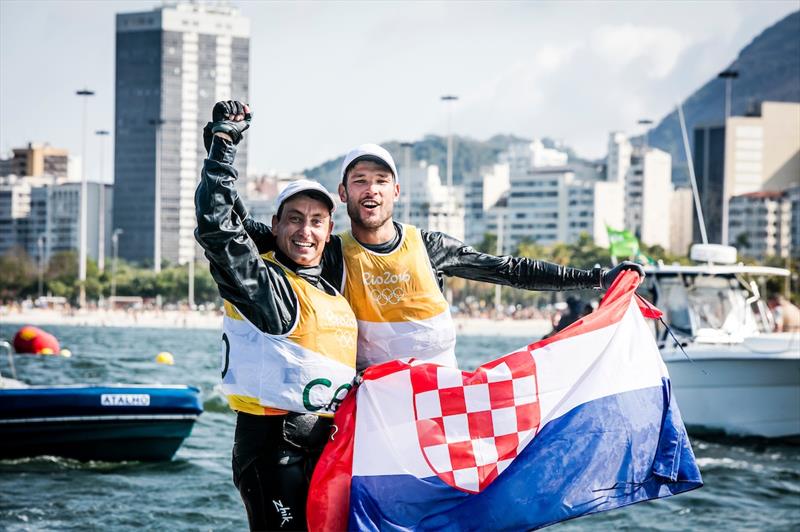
[346, 197, 393, 231]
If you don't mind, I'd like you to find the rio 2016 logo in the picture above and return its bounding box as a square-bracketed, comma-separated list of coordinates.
[362, 271, 411, 286]
[363, 271, 409, 305]
[302, 378, 352, 412]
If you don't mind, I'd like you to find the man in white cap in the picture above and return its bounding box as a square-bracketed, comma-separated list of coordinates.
[242, 139, 644, 372]
[195, 100, 357, 531]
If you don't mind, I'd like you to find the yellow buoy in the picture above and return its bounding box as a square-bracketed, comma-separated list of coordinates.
[155, 351, 175, 365]
[39, 347, 54, 355]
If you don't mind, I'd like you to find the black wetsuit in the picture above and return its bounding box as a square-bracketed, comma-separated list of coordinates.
[195, 137, 335, 531]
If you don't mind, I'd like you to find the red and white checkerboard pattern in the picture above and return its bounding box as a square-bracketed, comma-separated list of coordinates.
[410, 350, 540, 493]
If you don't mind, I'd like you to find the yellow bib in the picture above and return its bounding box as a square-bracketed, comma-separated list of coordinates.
[221, 252, 357, 416]
[340, 225, 457, 370]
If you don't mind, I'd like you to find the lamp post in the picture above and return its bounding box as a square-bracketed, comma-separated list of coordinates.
[37, 234, 46, 299]
[637, 118, 653, 151]
[188, 254, 195, 309]
[494, 208, 505, 310]
[76, 88, 95, 308]
[400, 141, 413, 224]
[718, 69, 739, 121]
[718, 69, 739, 246]
[111, 228, 123, 300]
[440, 95, 458, 189]
[149, 118, 166, 272]
[95, 130, 110, 272]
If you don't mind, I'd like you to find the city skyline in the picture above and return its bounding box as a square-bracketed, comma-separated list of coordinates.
[0, 0, 797, 180]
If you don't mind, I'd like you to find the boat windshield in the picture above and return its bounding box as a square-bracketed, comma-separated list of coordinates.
[651, 275, 761, 338]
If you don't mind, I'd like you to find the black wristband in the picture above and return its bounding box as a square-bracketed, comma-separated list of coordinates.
[592, 266, 604, 290]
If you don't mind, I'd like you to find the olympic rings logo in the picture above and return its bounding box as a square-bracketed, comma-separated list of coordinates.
[371, 287, 405, 306]
[334, 329, 356, 348]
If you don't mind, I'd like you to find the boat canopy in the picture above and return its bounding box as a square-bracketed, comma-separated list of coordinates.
[643, 264, 790, 277]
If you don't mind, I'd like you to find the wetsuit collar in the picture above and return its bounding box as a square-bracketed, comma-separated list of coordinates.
[273, 248, 323, 283]
[356, 221, 403, 254]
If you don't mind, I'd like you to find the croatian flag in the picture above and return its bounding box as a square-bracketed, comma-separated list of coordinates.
[308, 272, 702, 531]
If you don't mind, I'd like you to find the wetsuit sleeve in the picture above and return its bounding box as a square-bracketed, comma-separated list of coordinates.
[421, 230, 602, 291]
[194, 136, 296, 334]
[242, 217, 278, 254]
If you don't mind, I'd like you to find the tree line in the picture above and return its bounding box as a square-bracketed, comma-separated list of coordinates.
[0, 248, 219, 305]
[0, 235, 795, 307]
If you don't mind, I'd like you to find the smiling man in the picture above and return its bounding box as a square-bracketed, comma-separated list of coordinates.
[242, 143, 644, 372]
[195, 101, 356, 531]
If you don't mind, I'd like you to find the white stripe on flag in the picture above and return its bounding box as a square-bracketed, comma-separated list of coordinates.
[352, 300, 667, 478]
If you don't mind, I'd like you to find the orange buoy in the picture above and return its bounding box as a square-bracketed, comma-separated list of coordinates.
[12, 326, 61, 355]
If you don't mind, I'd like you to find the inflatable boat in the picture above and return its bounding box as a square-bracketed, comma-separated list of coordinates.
[0, 384, 203, 461]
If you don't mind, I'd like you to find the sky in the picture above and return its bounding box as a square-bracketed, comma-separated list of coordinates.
[0, 0, 798, 180]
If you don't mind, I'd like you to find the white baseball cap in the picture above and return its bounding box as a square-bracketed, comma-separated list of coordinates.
[275, 179, 336, 213]
[340, 143, 399, 183]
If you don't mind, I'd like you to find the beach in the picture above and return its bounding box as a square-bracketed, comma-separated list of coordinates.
[0, 306, 551, 338]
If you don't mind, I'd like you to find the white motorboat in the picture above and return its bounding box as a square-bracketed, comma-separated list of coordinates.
[642, 248, 799, 440]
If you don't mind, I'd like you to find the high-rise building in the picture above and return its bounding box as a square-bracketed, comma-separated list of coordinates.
[606, 132, 632, 183]
[693, 101, 800, 246]
[482, 141, 625, 253]
[0, 176, 34, 255]
[790, 186, 800, 259]
[728, 191, 792, 260]
[463, 163, 509, 245]
[669, 187, 694, 256]
[692, 123, 726, 245]
[402, 163, 464, 240]
[0, 143, 69, 179]
[0, 175, 112, 263]
[486, 166, 624, 253]
[114, 2, 250, 265]
[624, 147, 672, 250]
[607, 133, 673, 250]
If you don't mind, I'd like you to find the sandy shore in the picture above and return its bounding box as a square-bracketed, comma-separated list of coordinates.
[0, 307, 550, 338]
[0, 307, 222, 330]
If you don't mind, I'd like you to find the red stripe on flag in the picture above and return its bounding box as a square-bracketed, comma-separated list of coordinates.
[527, 270, 643, 351]
[307, 388, 358, 532]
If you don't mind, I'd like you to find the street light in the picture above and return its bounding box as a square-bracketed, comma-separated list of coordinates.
[400, 142, 414, 224]
[718, 69, 739, 121]
[718, 68, 739, 246]
[637, 118, 653, 151]
[149, 118, 166, 273]
[37, 234, 46, 299]
[440, 95, 459, 189]
[494, 208, 505, 309]
[95, 130, 110, 272]
[111, 228, 124, 300]
[76, 88, 95, 308]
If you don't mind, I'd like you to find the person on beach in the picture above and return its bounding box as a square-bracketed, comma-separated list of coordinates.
[238, 137, 644, 371]
[195, 101, 356, 531]
[767, 294, 800, 332]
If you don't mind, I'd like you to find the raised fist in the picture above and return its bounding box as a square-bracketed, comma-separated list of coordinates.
[203, 100, 252, 152]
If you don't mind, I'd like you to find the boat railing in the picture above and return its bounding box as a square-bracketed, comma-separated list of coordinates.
[0, 340, 16, 380]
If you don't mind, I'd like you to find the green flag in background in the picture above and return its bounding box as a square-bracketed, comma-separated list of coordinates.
[606, 226, 640, 259]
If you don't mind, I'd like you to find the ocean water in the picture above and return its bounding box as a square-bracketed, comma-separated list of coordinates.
[0, 323, 798, 531]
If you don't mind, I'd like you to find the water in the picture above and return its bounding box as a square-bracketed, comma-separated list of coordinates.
[1, 323, 798, 531]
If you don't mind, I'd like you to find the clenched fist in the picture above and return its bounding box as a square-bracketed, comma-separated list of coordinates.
[203, 100, 252, 153]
